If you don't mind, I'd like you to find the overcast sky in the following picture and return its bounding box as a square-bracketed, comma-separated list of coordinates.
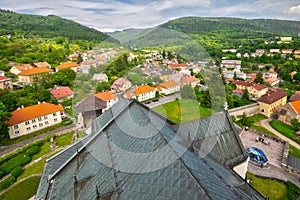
[1, 0, 300, 32]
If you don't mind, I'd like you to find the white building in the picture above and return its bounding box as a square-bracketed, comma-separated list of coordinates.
[134, 85, 156, 102]
[156, 80, 180, 95]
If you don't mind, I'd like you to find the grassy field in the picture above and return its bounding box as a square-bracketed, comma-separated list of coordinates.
[152, 99, 212, 123]
[270, 120, 300, 145]
[0, 176, 41, 200]
[247, 172, 300, 200]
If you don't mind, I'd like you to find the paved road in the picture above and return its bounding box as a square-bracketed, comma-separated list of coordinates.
[248, 162, 300, 188]
[259, 119, 300, 149]
[146, 93, 181, 108]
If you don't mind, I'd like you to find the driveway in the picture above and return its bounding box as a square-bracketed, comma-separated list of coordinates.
[146, 93, 181, 108]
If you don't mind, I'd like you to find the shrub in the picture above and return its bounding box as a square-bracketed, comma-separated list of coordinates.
[46, 134, 56, 142]
[0, 154, 31, 174]
[0, 170, 3, 179]
[0, 176, 16, 190]
[10, 166, 23, 177]
[26, 146, 40, 156]
[61, 118, 73, 125]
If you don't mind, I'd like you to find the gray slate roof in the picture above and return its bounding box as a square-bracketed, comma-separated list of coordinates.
[75, 94, 107, 112]
[36, 99, 264, 200]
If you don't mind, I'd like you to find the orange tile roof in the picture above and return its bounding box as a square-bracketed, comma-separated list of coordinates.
[8, 103, 64, 125]
[55, 62, 80, 69]
[134, 85, 155, 96]
[290, 100, 300, 114]
[18, 67, 53, 76]
[158, 80, 179, 89]
[50, 87, 74, 99]
[13, 64, 32, 71]
[94, 91, 118, 101]
[169, 63, 188, 68]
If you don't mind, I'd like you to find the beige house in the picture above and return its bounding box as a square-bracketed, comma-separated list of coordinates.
[257, 89, 287, 117]
[94, 91, 119, 112]
[279, 100, 300, 123]
[156, 80, 180, 95]
[55, 62, 80, 72]
[110, 78, 132, 92]
[8, 102, 64, 139]
[18, 67, 53, 85]
[10, 64, 32, 75]
[0, 75, 13, 91]
[134, 85, 156, 102]
[232, 80, 268, 98]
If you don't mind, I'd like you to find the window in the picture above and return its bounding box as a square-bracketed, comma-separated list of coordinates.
[25, 121, 30, 125]
[32, 119, 36, 123]
[14, 131, 20, 135]
[38, 117, 42, 121]
[54, 118, 58, 122]
[13, 125, 19, 129]
[44, 115, 48, 120]
[33, 125, 37, 129]
[26, 127, 31, 131]
[39, 123, 43, 127]
[45, 121, 49, 125]
[53, 113, 57, 117]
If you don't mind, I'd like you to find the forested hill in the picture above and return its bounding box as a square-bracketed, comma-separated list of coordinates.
[0, 10, 108, 41]
[160, 17, 300, 37]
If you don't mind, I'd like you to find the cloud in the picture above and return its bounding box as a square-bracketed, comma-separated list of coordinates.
[0, 0, 299, 32]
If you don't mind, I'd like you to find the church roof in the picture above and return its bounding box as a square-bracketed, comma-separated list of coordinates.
[36, 99, 263, 200]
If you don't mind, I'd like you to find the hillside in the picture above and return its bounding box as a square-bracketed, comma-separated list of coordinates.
[160, 17, 300, 37]
[0, 10, 108, 41]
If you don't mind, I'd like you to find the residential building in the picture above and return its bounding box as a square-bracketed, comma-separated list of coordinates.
[7, 102, 64, 139]
[232, 80, 268, 98]
[221, 60, 241, 70]
[55, 62, 80, 72]
[168, 63, 188, 70]
[75, 94, 107, 128]
[110, 78, 132, 92]
[134, 85, 155, 102]
[18, 67, 53, 85]
[159, 68, 175, 81]
[290, 91, 300, 102]
[0, 75, 13, 91]
[50, 86, 74, 102]
[294, 50, 300, 58]
[279, 100, 300, 123]
[36, 99, 264, 200]
[94, 91, 119, 112]
[255, 49, 265, 54]
[223, 71, 247, 80]
[181, 74, 200, 88]
[232, 89, 244, 98]
[0, 70, 4, 76]
[156, 80, 180, 95]
[270, 49, 280, 53]
[33, 62, 51, 68]
[282, 49, 293, 54]
[257, 89, 287, 117]
[280, 37, 292, 42]
[80, 60, 99, 73]
[10, 64, 32, 75]
[92, 73, 108, 82]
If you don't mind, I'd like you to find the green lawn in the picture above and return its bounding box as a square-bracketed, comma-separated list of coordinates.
[247, 114, 268, 123]
[55, 132, 74, 147]
[17, 159, 46, 181]
[289, 145, 300, 159]
[247, 172, 300, 200]
[152, 99, 211, 123]
[0, 176, 41, 200]
[250, 125, 278, 138]
[270, 120, 300, 145]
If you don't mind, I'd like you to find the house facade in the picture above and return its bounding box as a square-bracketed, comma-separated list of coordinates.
[18, 67, 53, 85]
[257, 89, 287, 117]
[221, 60, 242, 70]
[232, 80, 268, 98]
[0, 76, 13, 91]
[10, 64, 32, 75]
[279, 100, 300, 123]
[156, 80, 180, 95]
[94, 91, 119, 112]
[134, 85, 155, 102]
[110, 78, 132, 92]
[8, 102, 64, 139]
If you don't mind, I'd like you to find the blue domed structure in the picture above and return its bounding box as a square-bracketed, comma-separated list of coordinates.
[246, 147, 268, 166]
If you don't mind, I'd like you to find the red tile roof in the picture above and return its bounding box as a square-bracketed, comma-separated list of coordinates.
[94, 91, 118, 101]
[251, 83, 268, 91]
[50, 87, 74, 99]
[134, 85, 155, 96]
[13, 64, 32, 71]
[55, 62, 79, 69]
[182, 74, 199, 83]
[257, 89, 287, 104]
[232, 80, 252, 87]
[110, 78, 129, 89]
[8, 103, 64, 125]
[18, 67, 53, 76]
[34, 62, 51, 68]
[232, 89, 244, 95]
[290, 100, 300, 114]
[0, 76, 11, 81]
[169, 63, 188, 69]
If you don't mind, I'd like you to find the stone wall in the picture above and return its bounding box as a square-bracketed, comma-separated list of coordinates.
[229, 103, 259, 119]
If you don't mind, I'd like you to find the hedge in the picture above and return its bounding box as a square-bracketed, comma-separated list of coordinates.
[25, 146, 40, 156]
[0, 176, 16, 190]
[0, 155, 30, 174]
[10, 166, 23, 178]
